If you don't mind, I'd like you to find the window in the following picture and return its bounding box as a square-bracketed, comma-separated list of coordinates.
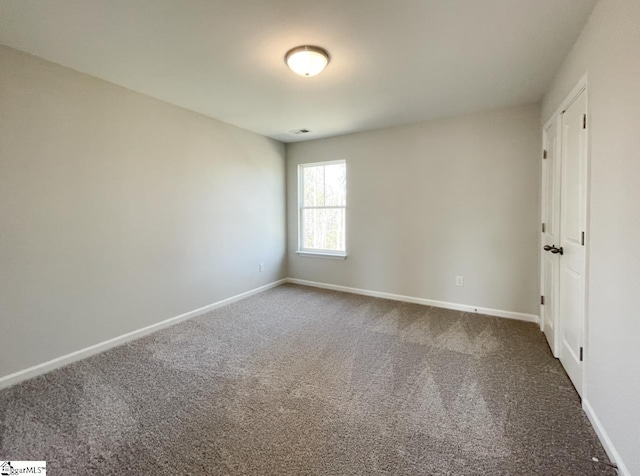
[298, 160, 346, 257]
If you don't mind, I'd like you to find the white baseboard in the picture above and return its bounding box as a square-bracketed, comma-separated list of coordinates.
[286, 278, 539, 324]
[583, 399, 630, 476]
[0, 279, 286, 390]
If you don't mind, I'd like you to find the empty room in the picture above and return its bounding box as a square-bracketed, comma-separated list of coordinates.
[1, 0, 638, 474]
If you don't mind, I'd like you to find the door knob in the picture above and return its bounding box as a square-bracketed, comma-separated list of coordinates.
[543, 245, 553, 251]
[550, 246, 564, 255]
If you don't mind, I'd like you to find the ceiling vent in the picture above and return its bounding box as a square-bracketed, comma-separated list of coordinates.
[289, 128, 311, 135]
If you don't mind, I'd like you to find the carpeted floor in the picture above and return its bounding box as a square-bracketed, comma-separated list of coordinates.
[0, 284, 613, 475]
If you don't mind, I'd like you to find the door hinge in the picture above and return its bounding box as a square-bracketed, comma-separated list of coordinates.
[583, 114, 587, 129]
[541, 295, 545, 305]
[542, 223, 546, 233]
[543, 149, 548, 159]
[582, 231, 585, 246]
[580, 347, 584, 361]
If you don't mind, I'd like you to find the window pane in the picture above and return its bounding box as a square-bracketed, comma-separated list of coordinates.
[303, 165, 324, 207]
[302, 208, 345, 251]
[323, 162, 346, 207]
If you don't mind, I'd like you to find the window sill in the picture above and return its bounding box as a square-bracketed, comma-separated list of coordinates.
[296, 251, 347, 260]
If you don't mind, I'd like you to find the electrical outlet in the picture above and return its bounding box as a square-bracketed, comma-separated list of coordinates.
[259, 263, 265, 273]
[455, 276, 464, 287]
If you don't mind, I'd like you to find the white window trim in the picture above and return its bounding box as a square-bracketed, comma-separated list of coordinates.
[297, 160, 347, 258]
[295, 251, 347, 260]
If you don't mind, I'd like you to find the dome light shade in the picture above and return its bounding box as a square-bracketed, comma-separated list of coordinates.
[285, 45, 330, 77]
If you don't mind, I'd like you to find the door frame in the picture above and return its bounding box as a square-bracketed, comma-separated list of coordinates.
[541, 73, 591, 397]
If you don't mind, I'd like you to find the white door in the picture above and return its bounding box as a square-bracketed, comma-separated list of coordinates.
[541, 118, 561, 356]
[558, 89, 588, 396]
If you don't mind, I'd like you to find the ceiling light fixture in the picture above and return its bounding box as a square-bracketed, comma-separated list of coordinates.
[285, 45, 330, 77]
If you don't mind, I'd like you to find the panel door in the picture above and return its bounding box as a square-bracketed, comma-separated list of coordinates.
[541, 118, 561, 356]
[558, 89, 588, 396]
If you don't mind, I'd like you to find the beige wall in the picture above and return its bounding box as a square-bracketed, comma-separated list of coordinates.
[287, 104, 540, 316]
[0, 46, 286, 379]
[542, 0, 640, 473]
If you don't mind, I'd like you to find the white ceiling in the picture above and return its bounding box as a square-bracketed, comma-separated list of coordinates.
[0, 0, 596, 143]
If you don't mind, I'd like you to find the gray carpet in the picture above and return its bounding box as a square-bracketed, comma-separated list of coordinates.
[0, 284, 613, 475]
